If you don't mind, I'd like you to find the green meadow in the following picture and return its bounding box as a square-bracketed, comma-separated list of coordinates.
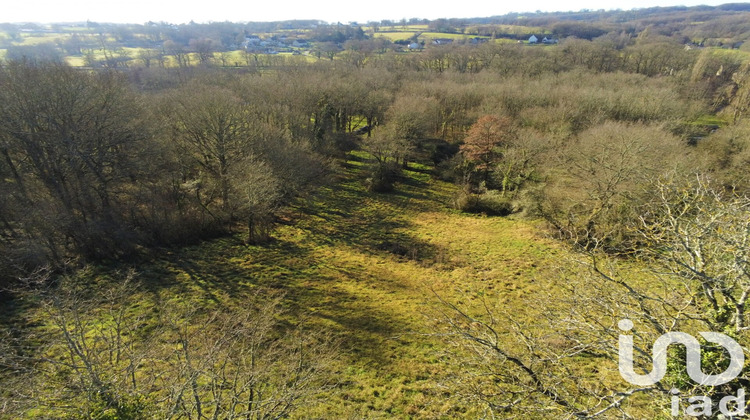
[21, 151, 568, 417]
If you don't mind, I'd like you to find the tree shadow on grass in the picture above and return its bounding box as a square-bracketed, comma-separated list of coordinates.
[145, 232, 415, 367]
[0, 151, 453, 404]
[137, 152, 452, 368]
[296, 156, 450, 264]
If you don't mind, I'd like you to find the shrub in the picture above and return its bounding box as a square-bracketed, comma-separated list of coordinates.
[454, 190, 515, 216]
[366, 161, 401, 192]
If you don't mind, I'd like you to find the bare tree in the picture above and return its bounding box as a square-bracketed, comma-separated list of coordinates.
[435, 174, 750, 418]
[231, 158, 281, 243]
[636, 174, 750, 333]
[1, 268, 338, 419]
[166, 85, 253, 216]
[536, 121, 685, 251]
[189, 38, 216, 66]
[164, 40, 190, 68]
[362, 128, 412, 192]
[1, 268, 154, 418]
[0, 61, 148, 261]
[156, 296, 337, 419]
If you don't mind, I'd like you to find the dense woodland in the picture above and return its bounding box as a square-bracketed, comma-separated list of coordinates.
[2, 5, 750, 419]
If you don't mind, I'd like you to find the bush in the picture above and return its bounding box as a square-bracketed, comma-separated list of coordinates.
[366, 161, 401, 192]
[435, 154, 465, 183]
[454, 190, 515, 216]
[426, 139, 460, 165]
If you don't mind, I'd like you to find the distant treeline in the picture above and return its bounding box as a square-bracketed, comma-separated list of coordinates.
[3, 3, 750, 55]
[2, 5, 750, 283]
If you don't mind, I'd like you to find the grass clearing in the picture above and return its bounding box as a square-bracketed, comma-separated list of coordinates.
[374, 31, 418, 41]
[420, 32, 483, 40]
[691, 114, 730, 127]
[123, 151, 569, 417]
[17, 33, 59, 45]
[378, 25, 429, 32]
[8, 151, 574, 417]
[468, 24, 548, 34]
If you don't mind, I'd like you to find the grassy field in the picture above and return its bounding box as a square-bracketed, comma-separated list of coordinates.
[77, 151, 564, 417]
[375, 31, 494, 45]
[419, 32, 481, 40]
[0, 144, 667, 416]
[0, 24, 549, 69]
[374, 31, 419, 41]
[466, 24, 548, 35]
[0, 148, 579, 417]
[15, 32, 66, 45]
[375, 25, 429, 32]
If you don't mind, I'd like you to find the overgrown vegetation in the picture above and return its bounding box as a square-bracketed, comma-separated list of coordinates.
[3, 5, 750, 418]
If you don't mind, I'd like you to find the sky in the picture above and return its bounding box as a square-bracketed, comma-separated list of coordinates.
[1, 0, 734, 24]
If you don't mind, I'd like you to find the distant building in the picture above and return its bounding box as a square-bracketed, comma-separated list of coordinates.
[528, 35, 538, 44]
[408, 42, 421, 50]
[242, 36, 261, 49]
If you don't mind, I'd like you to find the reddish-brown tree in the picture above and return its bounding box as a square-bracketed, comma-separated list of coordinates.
[460, 115, 514, 170]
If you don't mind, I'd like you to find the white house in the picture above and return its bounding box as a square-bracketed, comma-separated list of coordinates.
[408, 42, 421, 50]
[528, 35, 538, 44]
[242, 36, 261, 49]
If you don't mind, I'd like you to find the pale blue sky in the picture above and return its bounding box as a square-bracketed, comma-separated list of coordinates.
[2, 0, 733, 24]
